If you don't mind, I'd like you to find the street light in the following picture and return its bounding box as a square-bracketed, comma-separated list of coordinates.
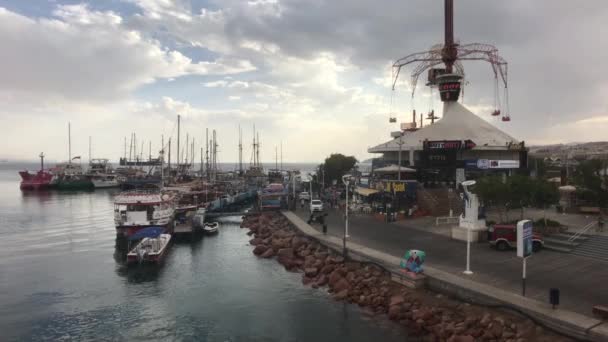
[342, 174, 354, 257]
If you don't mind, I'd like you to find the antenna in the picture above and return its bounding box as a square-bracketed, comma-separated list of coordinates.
[68, 122, 72, 163]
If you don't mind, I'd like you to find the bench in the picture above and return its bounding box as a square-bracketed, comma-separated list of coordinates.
[579, 206, 601, 214]
[593, 305, 608, 319]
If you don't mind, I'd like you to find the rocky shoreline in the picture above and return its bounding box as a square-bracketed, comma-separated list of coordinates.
[241, 212, 571, 342]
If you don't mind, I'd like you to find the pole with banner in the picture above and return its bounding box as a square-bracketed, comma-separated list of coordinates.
[517, 220, 533, 296]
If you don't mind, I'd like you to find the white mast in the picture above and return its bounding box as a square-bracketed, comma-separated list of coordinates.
[68, 122, 72, 164]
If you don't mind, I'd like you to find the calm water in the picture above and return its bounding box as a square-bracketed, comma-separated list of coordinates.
[0, 164, 406, 341]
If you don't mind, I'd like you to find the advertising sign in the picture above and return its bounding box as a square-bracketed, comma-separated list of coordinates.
[517, 220, 533, 258]
[467, 159, 520, 170]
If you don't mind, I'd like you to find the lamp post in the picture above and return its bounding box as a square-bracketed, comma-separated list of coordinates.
[342, 174, 353, 257]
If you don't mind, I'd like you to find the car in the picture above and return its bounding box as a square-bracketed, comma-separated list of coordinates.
[299, 192, 311, 201]
[310, 199, 323, 213]
[487, 224, 544, 252]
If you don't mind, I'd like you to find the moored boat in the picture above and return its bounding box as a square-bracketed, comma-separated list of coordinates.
[90, 174, 121, 188]
[19, 153, 55, 190]
[203, 222, 219, 234]
[126, 227, 171, 264]
[114, 190, 176, 237]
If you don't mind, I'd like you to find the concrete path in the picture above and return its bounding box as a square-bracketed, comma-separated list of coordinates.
[284, 210, 608, 341]
[292, 207, 608, 317]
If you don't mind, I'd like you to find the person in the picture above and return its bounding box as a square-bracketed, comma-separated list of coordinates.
[598, 213, 604, 232]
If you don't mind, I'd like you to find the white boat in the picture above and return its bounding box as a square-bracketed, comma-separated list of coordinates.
[91, 174, 121, 188]
[114, 190, 176, 237]
[127, 233, 171, 264]
[203, 222, 219, 234]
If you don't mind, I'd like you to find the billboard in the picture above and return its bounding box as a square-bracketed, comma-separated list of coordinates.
[465, 159, 520, 170]
[517, 220, 533, 258]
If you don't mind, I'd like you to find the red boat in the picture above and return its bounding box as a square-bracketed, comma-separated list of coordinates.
[19, 153, 55, 190]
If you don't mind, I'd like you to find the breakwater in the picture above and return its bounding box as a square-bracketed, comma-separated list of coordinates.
[241, 212, 571, 341]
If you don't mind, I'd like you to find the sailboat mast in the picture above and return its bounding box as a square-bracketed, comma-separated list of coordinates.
[88, 136, 91, 165]
[238, 125, 243, 175]
[205, 128, 209, 178]
[177, 114, 181, 166]
[275, 146, 278, 171]
[68, 122, 72, 164]
[280, 141, 283, 171]
[124, 136, 127, 162]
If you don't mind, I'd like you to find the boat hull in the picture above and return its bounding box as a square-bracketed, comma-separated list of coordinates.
[92, 179, 120, 188]
[19, 171, 54, 190]
[126, 235, 171, 265]
[56, 180, 94, 191]
[116, 222, 173, 238]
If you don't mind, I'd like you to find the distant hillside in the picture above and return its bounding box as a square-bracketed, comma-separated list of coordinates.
[529, 141, 608, 159]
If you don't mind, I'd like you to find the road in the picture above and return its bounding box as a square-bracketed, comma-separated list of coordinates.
[294, 207, 608, 316]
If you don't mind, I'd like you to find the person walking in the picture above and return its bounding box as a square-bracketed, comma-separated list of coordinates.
[597, 213, 605, 233]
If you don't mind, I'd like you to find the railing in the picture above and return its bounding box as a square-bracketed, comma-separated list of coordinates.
[568, 221, 597, 243]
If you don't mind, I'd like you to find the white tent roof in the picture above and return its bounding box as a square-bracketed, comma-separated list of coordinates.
[374, 164, 416, 173]
[368, 101, 518, 153]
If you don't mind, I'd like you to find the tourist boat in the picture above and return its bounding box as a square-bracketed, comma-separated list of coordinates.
[52, 162, 94, 190]
[203, 222, 219, 234]
[19, 153, 55, 190]
[114, 190, 176, 238]
[126, 227, 171, 264]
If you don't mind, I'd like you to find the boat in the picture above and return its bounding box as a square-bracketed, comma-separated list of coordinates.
[114, 190, 176, 238]
[53, 123, 94, 190]
[19, 153, 55, 190]
[90, 174, 121, 188]
[87, 159, 122, 188]
[203, 222, 219, 234]
[126, 227, 171, 264]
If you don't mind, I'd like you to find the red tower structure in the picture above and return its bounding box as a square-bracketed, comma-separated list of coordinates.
[392, 0, 510, 121]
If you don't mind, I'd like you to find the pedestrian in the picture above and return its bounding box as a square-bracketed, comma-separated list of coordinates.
[598, 213, 605, 232]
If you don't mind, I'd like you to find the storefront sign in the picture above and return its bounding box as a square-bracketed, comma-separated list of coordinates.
[424, 139, 475, 151]
[465, 159, 520, 169]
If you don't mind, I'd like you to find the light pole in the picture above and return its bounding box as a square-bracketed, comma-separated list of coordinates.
[342, 174, 353, 257]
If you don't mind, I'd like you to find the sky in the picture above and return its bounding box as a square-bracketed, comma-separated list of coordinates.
[1, 0, 607, 163]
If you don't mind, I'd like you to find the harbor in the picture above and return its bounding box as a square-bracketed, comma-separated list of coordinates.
[3, 0, 608, 341]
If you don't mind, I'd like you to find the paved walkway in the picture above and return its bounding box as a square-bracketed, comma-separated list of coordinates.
[293, 207, 608, 317]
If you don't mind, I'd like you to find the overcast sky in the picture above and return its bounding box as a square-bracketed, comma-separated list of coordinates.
[1, 0, 607, 163]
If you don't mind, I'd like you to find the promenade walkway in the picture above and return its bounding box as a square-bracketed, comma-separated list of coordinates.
[291, 207, 608, 317]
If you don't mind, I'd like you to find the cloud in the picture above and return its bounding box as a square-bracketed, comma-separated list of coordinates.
[0, 5, 254, 105]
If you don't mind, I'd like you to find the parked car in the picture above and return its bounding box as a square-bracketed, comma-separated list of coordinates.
[310, 199, 324, 213]
[299, 192, 311, 201]
[487, 224, 544, 252]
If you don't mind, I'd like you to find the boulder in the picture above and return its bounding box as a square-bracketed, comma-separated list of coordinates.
[447, 335, 475, 342]
[249, 238, 263, 246]
[291, 236, 308, 249]
[314, 251, 329, 260]
[260, 248, 275, 258]
[304, 267, 318, 277]
[389, 295, 405, 307]
[333, 278, 351, 293]
[302, 276, 314, 286]
[315, 274, 328, 287]
[320, 264, 335, 275]
[253, 244, 268, 255]
[328, 271, 343, 287]
[277, 248, 294, 259]
[388, 305, 401, 320]
[334, 289, 349, 300]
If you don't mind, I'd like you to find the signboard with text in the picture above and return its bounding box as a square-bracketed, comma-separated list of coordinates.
[464, 159, 521, 170]
[517, 220, 533, 258]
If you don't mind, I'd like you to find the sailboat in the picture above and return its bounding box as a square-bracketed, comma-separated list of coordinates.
[54, 123, 93, 190]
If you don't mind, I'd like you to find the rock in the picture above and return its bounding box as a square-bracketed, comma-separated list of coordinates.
[334, 289, 349, 300]
[260, 248, 275, 258]
[315, 274, 328, 286]
[328, 271, 343, 287]
[304, 267, 318, 277]
[480, 313, 491, 326]
[346, 272, 356, 282]
[314, 251, 328, 260]
[388, 305, 401, 320]
[333, 278, 351, 292]
[291, 236, 308, 249]
[253, 244, 268, 255]
[299, 249, 311, 257]
[447, 335, 475, 342]
[249, 237, 263, 246]
[302, 276, 314, 285]
[304, 255, 316, 268]
[389, 295, 405, 307]
[246, 230, 255, 236]
[277, 248, 294, 259]
[320, 264, 335, 275]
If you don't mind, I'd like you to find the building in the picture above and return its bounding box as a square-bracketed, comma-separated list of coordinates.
[368, 101, 527, 186]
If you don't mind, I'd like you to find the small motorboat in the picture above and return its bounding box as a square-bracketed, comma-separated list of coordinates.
[203, 222, 219, 234]
[126, 227, 171, 265]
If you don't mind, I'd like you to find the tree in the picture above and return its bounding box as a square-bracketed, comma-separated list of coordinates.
[531, 179, 559, 226]
[572, 159, 608, 206]
[317, 153, 358, 188]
